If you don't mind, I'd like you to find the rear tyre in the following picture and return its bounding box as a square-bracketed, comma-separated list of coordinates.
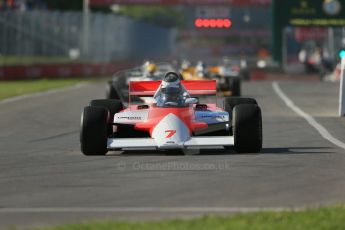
[80, 106, 108, 156]
[223, 97, 257, 113]
[233, 104, 262, 153]
[90, 99, 123, 117]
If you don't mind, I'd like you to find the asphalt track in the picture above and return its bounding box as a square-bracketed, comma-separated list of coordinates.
[1, 80, 345, 229]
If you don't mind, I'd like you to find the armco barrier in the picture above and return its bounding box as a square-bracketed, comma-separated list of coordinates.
[0, 62, 136, 80]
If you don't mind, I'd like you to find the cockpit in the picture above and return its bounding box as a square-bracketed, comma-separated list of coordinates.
[154, 72, 190, 107]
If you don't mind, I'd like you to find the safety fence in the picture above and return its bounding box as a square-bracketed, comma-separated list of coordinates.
[0, 10, 176, 63]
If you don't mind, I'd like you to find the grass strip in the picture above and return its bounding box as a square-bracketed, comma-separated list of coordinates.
[0, 79, 85, 100]
[35, 206, 345, 230]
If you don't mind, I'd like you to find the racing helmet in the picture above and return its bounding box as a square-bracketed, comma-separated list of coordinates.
[162, 72, 181, 87]
[181, 60, 191, 70]
[147, 63, 157, 74]
[196, 61, 207, 77]
[161, 72, 183, 105]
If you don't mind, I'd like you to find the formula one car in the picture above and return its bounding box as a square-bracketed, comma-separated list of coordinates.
[81, 72, 262, 155]
[209, 58, 243, 96]
[181, 60, 209, 80]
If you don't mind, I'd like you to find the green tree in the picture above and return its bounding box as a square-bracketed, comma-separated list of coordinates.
[43, 1, 185, 27]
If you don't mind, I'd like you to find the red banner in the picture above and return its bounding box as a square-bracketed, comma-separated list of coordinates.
[0, 62, 135, 81]
[294, 28, 328, 42]
[90, 0, 271, 6]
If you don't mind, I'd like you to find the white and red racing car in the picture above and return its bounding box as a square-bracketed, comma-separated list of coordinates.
[80, 72, 262, 155]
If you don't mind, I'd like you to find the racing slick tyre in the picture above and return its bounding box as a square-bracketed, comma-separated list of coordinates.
[232, 104, 262, 153]
[80, 106, 108, 156]
[223, 97, 257, 113]
[106, 81, 121, 100]
[90, 99, 123, 117]
[90, 99, 123, 135]
[223, 97, 258, 151]
[229, 78, 241, 96]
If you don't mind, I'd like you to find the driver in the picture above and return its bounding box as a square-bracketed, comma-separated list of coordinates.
[196, 60, 207, 78]
[145, 63, 157, 77]
[140, 61, 158, 78]
[155, 72, 188, 107]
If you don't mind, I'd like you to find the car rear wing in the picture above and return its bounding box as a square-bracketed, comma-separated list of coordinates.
[129, 80, 217, 97]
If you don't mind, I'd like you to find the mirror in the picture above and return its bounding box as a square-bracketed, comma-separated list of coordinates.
[185, 98, 199, 104]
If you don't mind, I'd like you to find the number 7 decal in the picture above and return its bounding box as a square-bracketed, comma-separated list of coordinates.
[165, 130, 176, 138]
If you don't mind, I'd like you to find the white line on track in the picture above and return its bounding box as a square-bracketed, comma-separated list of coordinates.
[272, 81, 345, 150]
[0, 83, 89, 105]
[0, 207, 299, 213]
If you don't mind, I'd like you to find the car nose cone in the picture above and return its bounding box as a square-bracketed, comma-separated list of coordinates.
[152, 113, 190, 149]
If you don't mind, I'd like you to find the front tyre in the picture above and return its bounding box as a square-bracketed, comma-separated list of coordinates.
[80, 106, 108, 156]
[90, 99, 123, 136]
[233, 104, 262, 153]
